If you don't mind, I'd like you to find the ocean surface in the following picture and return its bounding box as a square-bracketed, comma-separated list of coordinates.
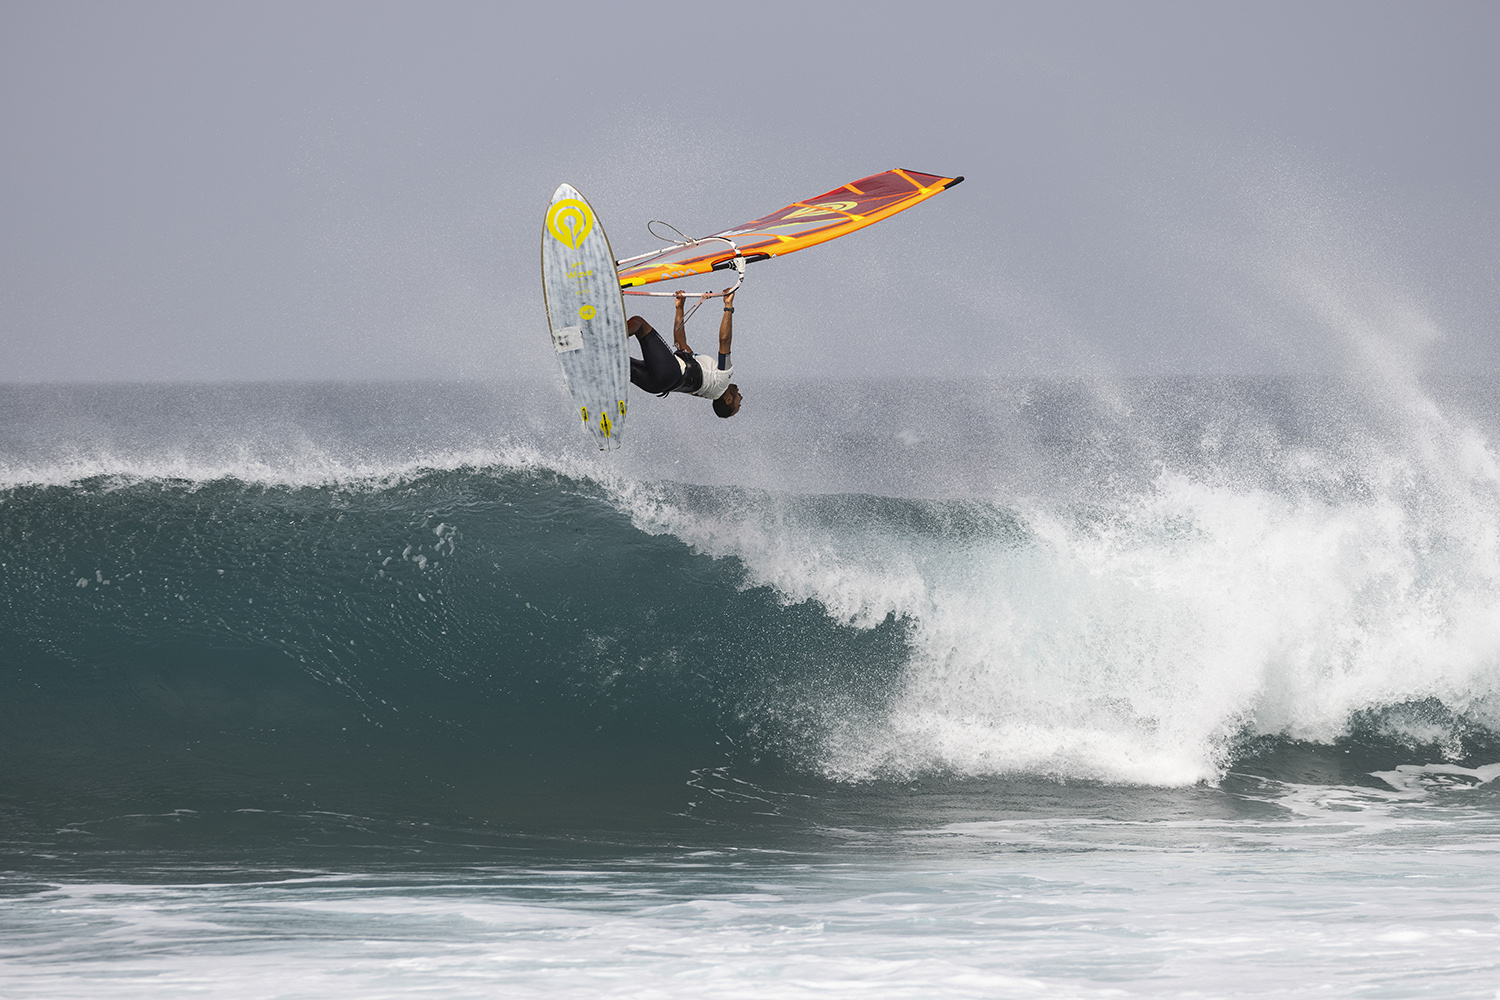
[3, 377, 1500, 998]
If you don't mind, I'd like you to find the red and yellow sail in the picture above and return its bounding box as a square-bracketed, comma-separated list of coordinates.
[615, 168, 962, 290]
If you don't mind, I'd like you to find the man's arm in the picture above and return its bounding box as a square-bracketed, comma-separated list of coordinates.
[717, 288, 735, 363]
[672, 291, 691, 353]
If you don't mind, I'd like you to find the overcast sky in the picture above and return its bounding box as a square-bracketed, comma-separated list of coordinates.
[2, 1, 1496, 382]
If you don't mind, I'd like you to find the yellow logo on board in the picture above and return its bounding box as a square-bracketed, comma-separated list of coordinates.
[784, 200, 860, 219]
[579, 304, 596, 320]
[548, 199, 595, 249]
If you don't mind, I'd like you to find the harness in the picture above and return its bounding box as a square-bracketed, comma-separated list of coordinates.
[659, 350, 704, 397]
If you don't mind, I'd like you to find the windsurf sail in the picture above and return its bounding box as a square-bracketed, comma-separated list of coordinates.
[615, 168, 962, 295]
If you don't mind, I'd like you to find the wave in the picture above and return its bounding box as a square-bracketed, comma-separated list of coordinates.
[3, 379, 1500, 820]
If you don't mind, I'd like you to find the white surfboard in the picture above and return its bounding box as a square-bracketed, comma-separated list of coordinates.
[540, 184, 629, 450]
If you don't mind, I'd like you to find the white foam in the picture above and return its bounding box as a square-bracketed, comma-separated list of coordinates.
[1372, 762, 1500, 796]
[6, 837, 1500, 1000]
[0, 439, 606, 493]
[618, 417, 1500, 786]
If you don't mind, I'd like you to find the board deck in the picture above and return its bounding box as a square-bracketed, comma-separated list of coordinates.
[540, 184, 629, 450]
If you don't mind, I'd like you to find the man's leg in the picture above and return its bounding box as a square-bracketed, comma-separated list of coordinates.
[627, 319, 682, 394]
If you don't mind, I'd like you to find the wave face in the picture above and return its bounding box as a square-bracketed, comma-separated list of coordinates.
[3, 379, 1500, 833]
[0, 466, 911, 833]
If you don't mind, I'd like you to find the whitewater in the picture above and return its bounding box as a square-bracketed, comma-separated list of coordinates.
[3, 374, 1500, 998]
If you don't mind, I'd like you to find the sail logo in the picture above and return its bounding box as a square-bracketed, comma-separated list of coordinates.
[548, 199, 594, 248]
[784, 200, 860, 219]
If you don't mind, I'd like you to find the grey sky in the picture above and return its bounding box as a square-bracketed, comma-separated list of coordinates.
[2, 1, 1496, 382]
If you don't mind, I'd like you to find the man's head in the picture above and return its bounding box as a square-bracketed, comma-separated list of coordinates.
[712, 384, 742, 418]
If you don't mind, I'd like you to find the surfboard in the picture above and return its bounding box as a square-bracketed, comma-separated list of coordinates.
[541, 184, 629, 450]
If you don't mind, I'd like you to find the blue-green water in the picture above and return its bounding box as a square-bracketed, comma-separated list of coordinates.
[3, 380, 1499, 997]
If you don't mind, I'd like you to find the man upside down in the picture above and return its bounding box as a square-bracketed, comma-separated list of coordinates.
[626, 288, 742, 418]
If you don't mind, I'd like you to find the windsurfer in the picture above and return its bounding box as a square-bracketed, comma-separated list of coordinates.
[626, 289, 742, 418]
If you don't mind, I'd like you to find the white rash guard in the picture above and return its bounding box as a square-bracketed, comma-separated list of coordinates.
[676, 353, 734, 400]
